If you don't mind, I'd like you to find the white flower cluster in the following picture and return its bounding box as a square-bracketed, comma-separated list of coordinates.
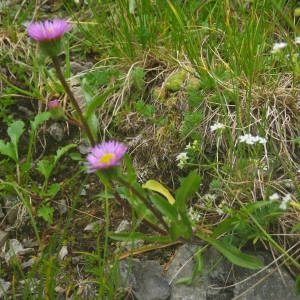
[176, 152, 188, 169]
[271, 37, 300, 54]
[269, 193, 291, 210]
[188, 207, 201, 223]
[271, 42, 288, 53]
[185, 140, 198, 151]
[238, 134, 267, 145]
[210, 122, 225, 132]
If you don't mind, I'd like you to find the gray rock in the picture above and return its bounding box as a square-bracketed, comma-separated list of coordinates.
[119, 259, 171, 300]
[78, 140, 91, 154]
[0, 278, 11, 298]
[57, 199, 68, 215]
[48, 122, 65, 142]
[115, 220, 131, 233]
[70, 61, 93, 74]
[5, 239, 24, 263]
[4, 196, 19, 225]
[21, 257, 36, 270]
[233, 263, 298, 300]
[70, 78, 86, 111]
[0, 230, 9, 248]
[166, 244, 299, 300]
[166, 244, 207, 300]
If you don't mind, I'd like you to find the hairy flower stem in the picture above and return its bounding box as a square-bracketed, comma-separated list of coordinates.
[116, 176, 170, 233]
[52, 56, 96, 146]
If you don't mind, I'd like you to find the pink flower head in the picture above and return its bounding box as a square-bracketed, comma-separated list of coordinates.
[27, 19, 72, 42]
[47, 99, 60, 109]
[86, 141, 127, 172]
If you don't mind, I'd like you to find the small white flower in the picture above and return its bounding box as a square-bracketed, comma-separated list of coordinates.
[176, 152, 188, 169]
[188, 207, 201, 222]
[210, 122, 225, 132]
[185, 142, 192, 150]
[279, 194, 291, 210]
[295, 37, 300, 44]
[185, 140, 198, 151]
[238, 134, 267, 145]
[269, 193, 280, 201]
[271, 42, 287, 53]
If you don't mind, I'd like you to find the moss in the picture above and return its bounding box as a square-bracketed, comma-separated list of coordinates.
[165, 70, 187, 92]
[186, 77, 201, 92]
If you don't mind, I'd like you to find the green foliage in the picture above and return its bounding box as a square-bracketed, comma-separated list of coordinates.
[134, 99, 155, 119]
[201, 235, 263, 270]
[132, 67, 145, 91]
[37, 144, 77, 189]
[180, 111, 203, 139]
[0, 120, 25, 162]
[37, 204, 54, 224]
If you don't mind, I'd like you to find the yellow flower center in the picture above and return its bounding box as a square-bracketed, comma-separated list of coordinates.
[99, 153, 115, 164]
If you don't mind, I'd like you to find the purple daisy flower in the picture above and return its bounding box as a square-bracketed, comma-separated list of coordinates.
[27, 19, 72, 42]
[86, 141, 127, 172]
[47, 99, 60, 109]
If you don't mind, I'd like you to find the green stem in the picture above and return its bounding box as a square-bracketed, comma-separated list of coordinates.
[116, 176, 170, 233]
[111, 188, 168, 236]
[51, 56, 96, 146]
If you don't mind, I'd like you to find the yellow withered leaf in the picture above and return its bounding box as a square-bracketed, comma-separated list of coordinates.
[142, 180, 175, 205]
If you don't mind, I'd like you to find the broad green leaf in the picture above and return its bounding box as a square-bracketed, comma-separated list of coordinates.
[30, 112, 51, 131]
[169, 213, 192, 240]
[117, 186, 157, 224]
[142, 179, 175, 204]
[175, 171, 201, 212]
[37, 159, 53, 180]
[202, 235, 263, 270]
[212, 216, 240, 238]
[0, 141, 16, 161]
[45, 183, 61, 198]
[7, 120, 25, 149]
[85, 88, 114, 120]
[148, 194, 178, 222]
[37, 204, 54, 224]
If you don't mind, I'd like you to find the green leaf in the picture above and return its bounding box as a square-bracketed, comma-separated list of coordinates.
[294, 273, 300, 295]
[202, 235, 263, 270]
[212, 216, 240, 238]
[142, 179, 175, 204]
[85, 88, 114, 120]
[291, 222, 300, 233]
[0, 141, 16, 161]
[37, 159, 53, 180]
[30, 112, 51, 131]
[54, 144, 77, 166]
[7, 120, 25, 149]
[175, 171, 201, 212]
[148, 194, 178, 222]
[37, 204, 54, 224]
[123, 153, 137, 183]
[45, 183, 60, 198]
